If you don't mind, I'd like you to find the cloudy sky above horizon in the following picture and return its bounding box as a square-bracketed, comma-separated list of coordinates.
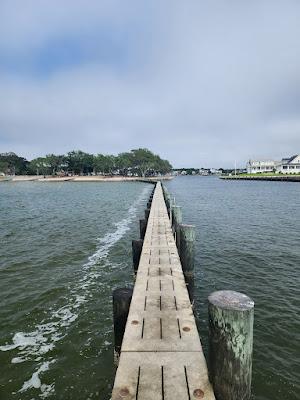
[1, 1, 300, 168]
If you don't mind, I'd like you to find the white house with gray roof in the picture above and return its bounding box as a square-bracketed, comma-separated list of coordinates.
[277, 155, 300, 174]
[247, 155, 300, 174]
[246, 159, 276, 173]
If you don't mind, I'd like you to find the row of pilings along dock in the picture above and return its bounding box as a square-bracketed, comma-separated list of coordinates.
[111, 181, 254, 400]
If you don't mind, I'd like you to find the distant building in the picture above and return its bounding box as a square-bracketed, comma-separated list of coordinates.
[199, 168, 209, 176]
[246, 160, 276, 174]
[247, 155, 300, 174]
[278, 155, 300, 174]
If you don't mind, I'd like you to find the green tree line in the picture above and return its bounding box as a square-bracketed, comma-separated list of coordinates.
[0, 149, 172, 177]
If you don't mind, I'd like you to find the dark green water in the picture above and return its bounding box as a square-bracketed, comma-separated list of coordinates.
[0, 178, 299, 399]
[0, 182, 151, 400]
[165, 177, 300, 400]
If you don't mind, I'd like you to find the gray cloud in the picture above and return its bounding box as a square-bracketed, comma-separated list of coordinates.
[0, 1, 300, 167]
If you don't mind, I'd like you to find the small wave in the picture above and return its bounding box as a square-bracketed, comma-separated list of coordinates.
[0, 186, 150, 398]
[83, 190, 148, 270]
[19, 360, 55, 399]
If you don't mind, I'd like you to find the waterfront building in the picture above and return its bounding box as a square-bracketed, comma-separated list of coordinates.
[246, 160, 276, 174]
[277, 155, 300, 174]
[246, 154, 300, 174]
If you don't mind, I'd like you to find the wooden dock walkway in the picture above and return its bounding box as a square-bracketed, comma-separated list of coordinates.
[112, 182, 215, 400]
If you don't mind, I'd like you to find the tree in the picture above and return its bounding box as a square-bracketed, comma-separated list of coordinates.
[44, 154, 67, 175]
[153, 157, 172, 175]
[103, 155, 115, 175]
[66, 151, 94, 175]
[0, 152, 29, 175]
[115, 152, 133, 176]
[129, 148, 154, 177]
[0, 160, 9, 175]
[29, 157, 51, 175]
[93, 154, 116, 175]
[1, 148, 172, 176]
[129, 148, 172, 177]
[94, 154, 106, 174]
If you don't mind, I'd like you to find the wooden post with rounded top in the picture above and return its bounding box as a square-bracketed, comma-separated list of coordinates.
[208, 290, 254, 400]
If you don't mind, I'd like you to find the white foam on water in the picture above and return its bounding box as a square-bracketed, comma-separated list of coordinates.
[19, 361, 55, 394]
[12, 356, 28, 364]
[0, 332, 43, 352]
[0, 186, 150, 397]
[83, 189, 148, 270]
[40, 383, 55, 399]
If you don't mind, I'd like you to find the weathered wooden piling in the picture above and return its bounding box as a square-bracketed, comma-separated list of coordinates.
[169, 196, 173, 225]
[172, 205, 182, 226]
[113, 287, 133, 359]
[208, 290, 254, 400]
[144, 208, 150, 221]
[132, 239, 143, 274]
[171, 205, 182, 249]
[163, 186, 171, 211]
[165, 194, 170, 210]
[179, 224, 195, 301]
[139, 219, 146, 239]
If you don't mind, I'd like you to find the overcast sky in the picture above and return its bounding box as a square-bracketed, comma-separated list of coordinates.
[0, 1, 300, 167]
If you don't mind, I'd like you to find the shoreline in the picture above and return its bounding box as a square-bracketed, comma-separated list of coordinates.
[0, 175, 174, 183]
[220, 175, 300, 182]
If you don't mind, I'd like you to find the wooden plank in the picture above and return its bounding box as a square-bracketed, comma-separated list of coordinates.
[112, 352, 215, 400]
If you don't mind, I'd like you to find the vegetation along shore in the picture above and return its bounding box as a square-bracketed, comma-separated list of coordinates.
[0, 148, 172, 178]
[0, 175, 173, 183]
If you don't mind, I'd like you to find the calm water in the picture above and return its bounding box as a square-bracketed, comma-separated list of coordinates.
[0, 178, 299, 400]
[165, 177, 300, 400]
[0, 182, 151, 400]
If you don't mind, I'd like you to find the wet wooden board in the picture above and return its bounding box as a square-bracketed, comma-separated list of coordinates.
[112, 182, 215, 400]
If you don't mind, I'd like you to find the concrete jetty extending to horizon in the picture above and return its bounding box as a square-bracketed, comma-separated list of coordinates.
[111, 182, 254, 400]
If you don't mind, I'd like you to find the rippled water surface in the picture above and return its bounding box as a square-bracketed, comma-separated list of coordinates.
[165, 176, 300, 400]
[0, 182, 151, 400]
[0, 178, 299, 400]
